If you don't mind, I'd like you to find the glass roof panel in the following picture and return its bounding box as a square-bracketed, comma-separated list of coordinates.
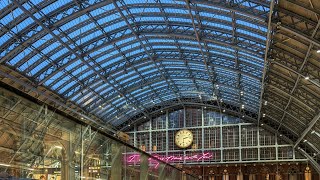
[0, 0, 268, 128]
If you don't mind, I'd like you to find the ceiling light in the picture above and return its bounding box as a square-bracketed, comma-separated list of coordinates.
[128, 124, 130, 127]
[264, 101, 268, 105]
[0, 163, 11, 167]
[220, 99, 223, 102]
[263, 113, 266, 117]
[99, 105, 102, 108]
[317, 50, 320, 53]
[303, 139, 307, 143]
[204, 106, 207, 109]
[161, 110, 163, 113]
[311, 130, 315, 134]
[54, 146, 63, 149]
[279, 134, 282, 137]
[261, 123, 264, 126]
[223, 109, 226, 112]
[305, 76, 310, 80]
[242, 115, 244, 118]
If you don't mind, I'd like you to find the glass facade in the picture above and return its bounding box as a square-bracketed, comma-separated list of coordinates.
[128, 108, 306, 164]
[0, 87, 195, 180]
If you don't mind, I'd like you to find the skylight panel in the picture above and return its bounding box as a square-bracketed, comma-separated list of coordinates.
[8, 48, 31, 66]
[0, 1, 9, 11]
[90, 7, 108, 16]
[104, 21, 126, 33]
[44, 71, 64, 86]
[139, 16, 165, 22]
[89, 45, 113, 58]
[100, 86, 114, 96]
[79, 92, 95, 106]
[32, 34, 53, 48]
[65, 60, 81, 71]
[237, 20, 267, 32]
[237, 28, 266, 40]
[41, 0, 70, 15]
[238, 56, 263, 68]
[117, 37, 135, 46]
[50, 48, 68, 60]
[125, 0, 146, 4]
[52, 75, 70, 90]
[0, 34, 10, 47]
[165, 8, 188, 14]
[200, 12, 231, 22]
[71, 65, 88, 77]
[77, 30, 102, 45]
[60, 15, 89, 31]
[141, 68, 157, 76]
[197, 4, 228, 12]
[205, 21, 233, 31]
[19, 55, 41, 71]
[78, 70, 94, 81]
[129, 49, 144, 56]
[119, 71, 136, 84]
[120, 42, 140, 52]
[188, 63, 205, 70]
[177, 40, 198, 45]
[1, 8, 23, 26]
[101, 55, 122, 68]
[181, 46, 199, 51]
[59, 80, 77, 94]
[207, 43, 234, 52]
[30, 60, 50, 76]
[168, 17, 192, 23]
[153, 45, 176, 49]
[42, 42, 60, 54]
[11, 17, 34, 34]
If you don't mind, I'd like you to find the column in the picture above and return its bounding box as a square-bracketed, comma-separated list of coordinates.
[110, 142, 122, 180]
[139, 154, 149, 180]
[158, 164, 166, 180]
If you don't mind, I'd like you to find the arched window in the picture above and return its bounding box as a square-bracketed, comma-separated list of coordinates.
[288, 167, 299, 180]
[223, 169, 229, 180]
[304, 166, 311, 180]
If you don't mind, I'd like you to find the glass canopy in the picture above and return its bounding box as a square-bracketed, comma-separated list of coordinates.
[0, 0, 269, 126]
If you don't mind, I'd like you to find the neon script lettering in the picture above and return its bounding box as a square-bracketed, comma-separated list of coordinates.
[126, 152, 213, 165]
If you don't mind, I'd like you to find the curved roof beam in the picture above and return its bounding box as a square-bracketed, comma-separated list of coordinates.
[72, 68, 261, 114]
[268, 71, 320, 111]
[105, 81, 262, 123]
[38, 43, 262, 88]
[11, 0, 155, 123]
[0, 3, 266, 64]
[294, 112, 320, 148]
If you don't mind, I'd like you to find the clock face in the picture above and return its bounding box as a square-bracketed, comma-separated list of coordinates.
[175, 129, 193, 148]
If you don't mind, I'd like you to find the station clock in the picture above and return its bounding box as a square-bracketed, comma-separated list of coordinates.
[175, 129, 193, 148]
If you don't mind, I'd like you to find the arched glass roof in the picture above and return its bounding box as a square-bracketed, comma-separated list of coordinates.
[0, 0, 269, 125]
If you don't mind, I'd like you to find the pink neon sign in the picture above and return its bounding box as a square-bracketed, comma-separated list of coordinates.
[125, 152, 212, 167]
